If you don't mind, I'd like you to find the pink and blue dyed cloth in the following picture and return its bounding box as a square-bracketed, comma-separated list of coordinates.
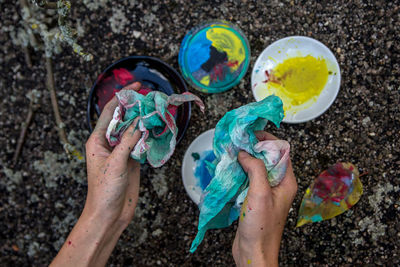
[190, 95, 290, 252]
[106, 89, 204, 167]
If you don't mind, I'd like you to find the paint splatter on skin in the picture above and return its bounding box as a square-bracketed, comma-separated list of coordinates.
[247, 259, 252, 264]
[240, 197, 249, 221]
[297, 162, 363, 227]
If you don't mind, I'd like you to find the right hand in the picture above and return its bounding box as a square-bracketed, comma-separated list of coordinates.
[232, 131, 297, 266]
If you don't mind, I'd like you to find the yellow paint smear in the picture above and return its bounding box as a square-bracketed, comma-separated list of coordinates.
[258, 55, 329, 114]
[240, 197, 248, 221]
[200, 75, 210, 86]
[206, 27, 245, 71]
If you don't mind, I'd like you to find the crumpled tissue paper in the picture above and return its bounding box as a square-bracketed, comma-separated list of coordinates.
[190, 95, 290, 252]
[107, 89, 204, 167]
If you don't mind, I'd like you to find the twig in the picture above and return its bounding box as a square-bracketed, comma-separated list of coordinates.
[45, 56, 69, 152]
[57, 0, 93, 61]
[12, 101, 37, 167]
[22, 46, 32, 68]
[45, 55, 84, 160]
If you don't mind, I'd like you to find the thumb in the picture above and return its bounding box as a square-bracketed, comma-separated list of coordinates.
[238, 151, 271, 196]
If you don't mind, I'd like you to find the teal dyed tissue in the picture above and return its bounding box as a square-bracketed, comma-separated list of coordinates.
[106, 89, 204, 168]
[190, 95, 289, 252]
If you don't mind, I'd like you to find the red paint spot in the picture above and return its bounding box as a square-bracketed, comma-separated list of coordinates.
[263, 70, 270, 83]
[313, 163, 354, 203]
[112, 68, 134, 86]
[138, 87, 152, 96]
[345, 200, 353, 209]
[167, 105, 178, 117]
[248, 206, 252, 211]
[210, 64, 225, 82]
[68, 241, 72, 245]
[226, 60, 238, 67]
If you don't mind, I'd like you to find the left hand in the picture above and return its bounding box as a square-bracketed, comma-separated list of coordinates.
[84, 81, 142, 227]
[51, 82, 142, 267]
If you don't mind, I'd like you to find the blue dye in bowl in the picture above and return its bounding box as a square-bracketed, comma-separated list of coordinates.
[179, 21, 251, 93]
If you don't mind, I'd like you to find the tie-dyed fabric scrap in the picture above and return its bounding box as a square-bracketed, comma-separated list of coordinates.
[297, 162, 363, 227]
[106, 89, 204, 168]
[190, 95, 290, 252]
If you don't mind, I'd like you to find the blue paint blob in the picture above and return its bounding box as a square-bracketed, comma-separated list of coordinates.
[186, 30, 212, 73]
[131, 62, 175, 95]
[194, 150, 217, 190]
[311, 214, 323, 222]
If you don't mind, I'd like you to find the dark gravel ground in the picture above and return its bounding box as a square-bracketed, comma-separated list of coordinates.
[1, 0, 399, 266]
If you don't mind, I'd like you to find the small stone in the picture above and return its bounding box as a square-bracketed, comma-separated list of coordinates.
[152, 229, 163, 237]
[362, 116, 371, 127]
[133, 30, 141, 38]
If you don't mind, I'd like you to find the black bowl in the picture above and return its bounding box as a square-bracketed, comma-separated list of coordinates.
[87, 56, 191, 144]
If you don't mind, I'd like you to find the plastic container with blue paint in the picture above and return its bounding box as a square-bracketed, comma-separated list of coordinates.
[179, 21, 250, 93]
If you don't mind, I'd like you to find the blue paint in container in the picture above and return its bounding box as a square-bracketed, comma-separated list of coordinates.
[192, 150, 217, 190]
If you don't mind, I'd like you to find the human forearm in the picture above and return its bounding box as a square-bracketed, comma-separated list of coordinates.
[50, 209, 126, 267]
[234, 237, 279, 267]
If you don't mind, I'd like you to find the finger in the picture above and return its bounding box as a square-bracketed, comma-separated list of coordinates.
[110, 119, 142, 164]
[94, 96, 119, 135]
[272, 159, 298, 205]
[238, 151, 271, 196]
[124, 158, 141, 201]
[254, 131, 278, 141]
[122, 81, 141, 91]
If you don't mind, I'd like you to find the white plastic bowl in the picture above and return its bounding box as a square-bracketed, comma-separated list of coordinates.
[251, 36, 341, 123]
[181, 128, 215, 205]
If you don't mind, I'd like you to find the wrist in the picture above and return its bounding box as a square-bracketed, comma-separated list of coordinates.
[50, 208, 125, 267]
[81, 205, 127, 234]
[237, 240, 279, 266]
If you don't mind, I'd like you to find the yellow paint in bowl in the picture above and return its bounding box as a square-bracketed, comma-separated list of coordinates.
[259, 55, 329, 113]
